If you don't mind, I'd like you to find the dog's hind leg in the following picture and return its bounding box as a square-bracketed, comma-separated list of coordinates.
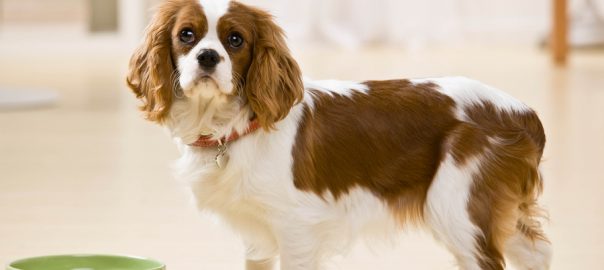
[425, 154, 489, 270]
[504, 202, 552, 270]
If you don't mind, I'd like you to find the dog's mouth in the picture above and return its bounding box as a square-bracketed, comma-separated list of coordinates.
[188, 71, 219, 88]
[182, 73, 225, 99]
[199, 74, 213, 81]
[197, 73, 217, 84]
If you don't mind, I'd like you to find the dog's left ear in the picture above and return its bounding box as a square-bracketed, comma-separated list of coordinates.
[244, 7, 304, 130]
[126, 2, 177, 123]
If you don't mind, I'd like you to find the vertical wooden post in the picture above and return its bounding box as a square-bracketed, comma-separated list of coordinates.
[552, 0, 568, 65]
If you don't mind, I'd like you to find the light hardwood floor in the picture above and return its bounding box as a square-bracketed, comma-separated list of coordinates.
[1, 39, 603, 269]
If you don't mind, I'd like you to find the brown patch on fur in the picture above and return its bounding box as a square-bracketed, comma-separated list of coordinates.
[517, 202, 549, 242]
[292, 80, 459, 224]
[126, 0, 204, 122]
[293, 80, 548, 266]
[226, 2, 304, 130]
[171, 1, 208, 55]
[454, 102, 547, 269]
[218, 3, 255, 90]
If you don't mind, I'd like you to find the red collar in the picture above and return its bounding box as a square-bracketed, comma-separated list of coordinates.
[189, 120, 261, 148]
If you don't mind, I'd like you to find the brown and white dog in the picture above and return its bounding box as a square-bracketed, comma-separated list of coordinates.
[126, 0, 552, 269]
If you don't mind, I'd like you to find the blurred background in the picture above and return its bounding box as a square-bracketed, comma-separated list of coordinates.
[0, 0, 603, 269]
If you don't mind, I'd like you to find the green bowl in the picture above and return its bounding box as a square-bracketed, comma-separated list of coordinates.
[7, 255, 165, 270]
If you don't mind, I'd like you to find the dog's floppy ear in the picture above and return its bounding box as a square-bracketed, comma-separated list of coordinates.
[244, 7, 304, 130]
[126, 4, 177, 123]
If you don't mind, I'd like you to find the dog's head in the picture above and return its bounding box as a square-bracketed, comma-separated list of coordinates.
[126, 0, 303, 129]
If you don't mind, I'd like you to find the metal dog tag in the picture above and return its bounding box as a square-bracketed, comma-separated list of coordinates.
[215, 142, 228, 168]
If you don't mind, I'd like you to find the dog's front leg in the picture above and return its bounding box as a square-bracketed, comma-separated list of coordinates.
[277, 228, 324, 270]
[246, 258, 277, 270]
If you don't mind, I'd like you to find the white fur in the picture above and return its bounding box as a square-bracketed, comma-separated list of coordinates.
[178, 0, 233, 96]
[171, 98, 304, 257]
[167, 93, 252, 144]
[303, 79, 368, 110]
[425, 154, 483, 270]
[276, 188, 397, 270]
[505, 232, 553, 270]
[169, 78, 396, 269]
[199, 0, 230, 17]
[304, 79, 369, 97]
[412, 77, 530, 120]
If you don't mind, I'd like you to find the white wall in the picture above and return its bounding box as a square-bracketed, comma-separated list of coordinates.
[242, 0, 604, 46]
[1, 0, 603, 47]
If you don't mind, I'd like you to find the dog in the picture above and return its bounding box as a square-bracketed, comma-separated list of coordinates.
[126, 1, 552, 269]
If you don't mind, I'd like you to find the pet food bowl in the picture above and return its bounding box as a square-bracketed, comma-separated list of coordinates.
[6, 254, 165, 270]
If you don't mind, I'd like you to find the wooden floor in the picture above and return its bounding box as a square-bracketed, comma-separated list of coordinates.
[0, 39, 603, 269]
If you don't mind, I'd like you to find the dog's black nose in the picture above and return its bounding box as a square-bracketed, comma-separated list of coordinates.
[197, 49, 220, 70]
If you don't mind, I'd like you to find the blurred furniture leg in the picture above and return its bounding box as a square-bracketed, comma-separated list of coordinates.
[552, 0, 568, 65]
[89, 0, 118, 33]
[88, 0, 148, 41]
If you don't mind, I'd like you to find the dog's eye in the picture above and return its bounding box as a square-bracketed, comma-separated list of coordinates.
[179, 29, 196, 44]
[228, 33, 244, 48]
